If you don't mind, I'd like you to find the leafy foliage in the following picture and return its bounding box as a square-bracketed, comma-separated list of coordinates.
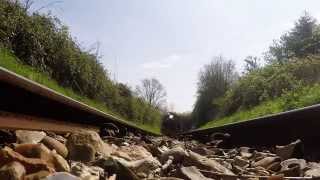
[197, 12, 320, 129]
[202, 83, 320, 129]
[243, 56, 260, 74]
[266, 12, 320, 64]
[0, 0, 162, 130]
[192, 56, 238, 125]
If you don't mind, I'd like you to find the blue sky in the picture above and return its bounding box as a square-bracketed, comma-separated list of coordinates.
[33, 0, 320, 112]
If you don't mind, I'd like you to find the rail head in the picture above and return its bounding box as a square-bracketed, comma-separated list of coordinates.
[0, 67, 159, 135]
[184, 101, 320, 135]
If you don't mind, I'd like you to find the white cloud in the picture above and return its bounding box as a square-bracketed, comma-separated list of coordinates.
[141, 54, 181, 69]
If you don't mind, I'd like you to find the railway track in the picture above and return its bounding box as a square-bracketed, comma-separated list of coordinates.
[184, 103, 320, 160]
[0, 67, 157, 135]
[2, 64, 320, 147]
[2, 66, 320, 178]
[2, 64, 320, 149]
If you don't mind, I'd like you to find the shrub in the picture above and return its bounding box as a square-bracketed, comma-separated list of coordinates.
[0, 0, 162, 129]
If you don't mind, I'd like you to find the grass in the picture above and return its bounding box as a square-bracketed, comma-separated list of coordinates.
[0, 48, 161, 134]
[201, 84, 320, 129]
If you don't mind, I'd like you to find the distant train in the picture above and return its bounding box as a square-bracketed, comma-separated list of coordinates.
[161, 112, 193, 136]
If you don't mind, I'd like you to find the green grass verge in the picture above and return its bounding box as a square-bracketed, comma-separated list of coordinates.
[201, 84, 320, 129]
[0, 48, 161, 134]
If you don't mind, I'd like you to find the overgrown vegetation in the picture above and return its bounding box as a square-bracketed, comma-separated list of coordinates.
[3, 0, 320, 133]
[196, 12, 320, 129]
[0, 0, 162, 133]
[193, 56, 238, 125]
[202, 83, 320, 128]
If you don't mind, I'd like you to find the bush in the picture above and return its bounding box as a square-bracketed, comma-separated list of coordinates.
[192, 56, 238, 125]
[0, 0, 162, 129]
[195, 12, 320, 129]
[218, 57, 320, 117]
[202, 82, 320, 129]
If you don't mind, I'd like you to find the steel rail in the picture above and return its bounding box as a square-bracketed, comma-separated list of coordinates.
[0, 111, 99, 133]
[185, 102, 320, 135]
[0, 67, 157, 135]
[183, 102, 320, 159]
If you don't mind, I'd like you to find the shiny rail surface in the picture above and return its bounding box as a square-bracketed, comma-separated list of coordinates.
[0, 67, 157, 135]
[0, 111, 99, 132]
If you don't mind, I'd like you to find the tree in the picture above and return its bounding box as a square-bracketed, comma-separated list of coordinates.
[266, 12, 320, 64]
[0, 0, 163, 129]
[136, 78, 167, 109]
[193, 56, 238, 125]
[243, 56, 260, 73]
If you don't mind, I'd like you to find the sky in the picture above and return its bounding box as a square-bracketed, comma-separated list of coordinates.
[32, 0, 320, 112]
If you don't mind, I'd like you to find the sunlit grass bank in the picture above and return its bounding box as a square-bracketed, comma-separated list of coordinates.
[201, 84, 320, 129]
[0, 48, 161, 134]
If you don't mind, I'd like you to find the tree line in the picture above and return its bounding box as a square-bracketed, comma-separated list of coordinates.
[192, 12, 320, 127]
[0, 0, 167, 128]
[4, 0, 320, 133]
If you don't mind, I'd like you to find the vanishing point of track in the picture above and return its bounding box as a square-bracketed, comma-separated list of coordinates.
[2, 65, 320, 159]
